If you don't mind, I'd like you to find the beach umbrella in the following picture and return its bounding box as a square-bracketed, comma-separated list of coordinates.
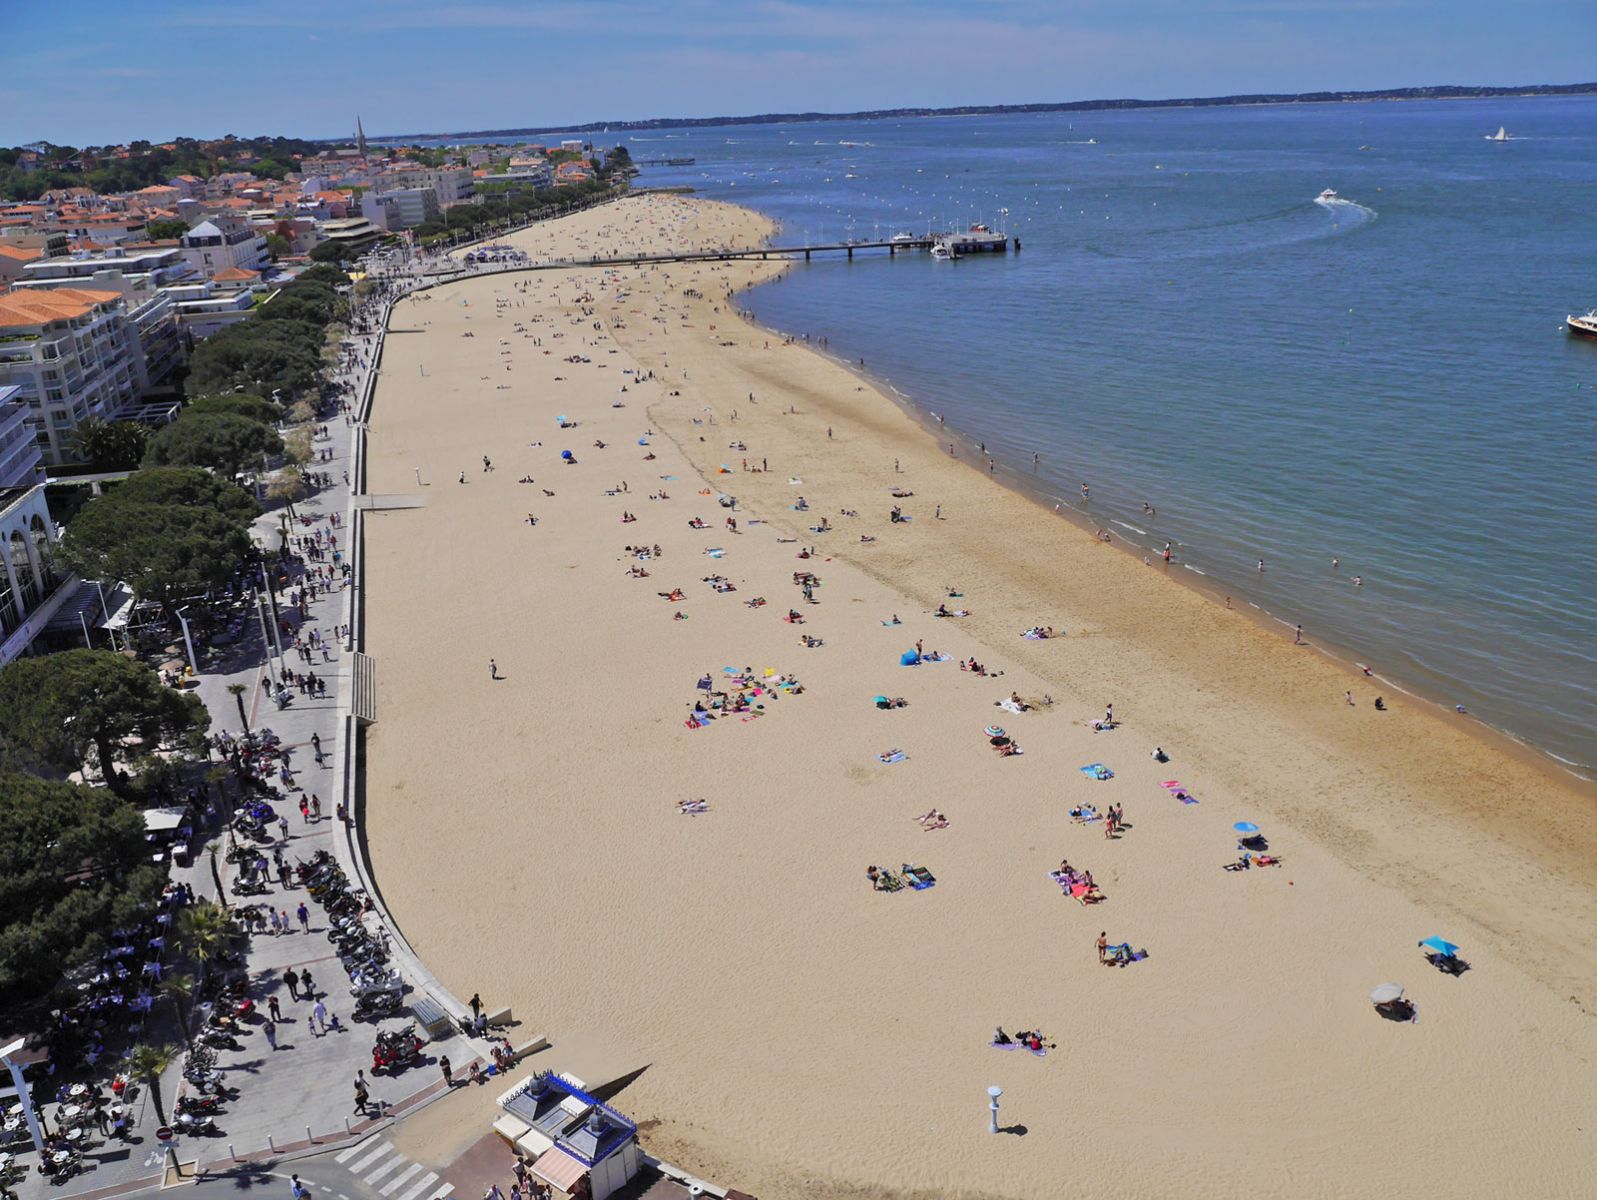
[555, 415, 568, 424]
[1419, 937, 1460, 958]
[1233, 822, 1261, 835]
[899, 650, 920, 666]
[1369, 983, 1404, 1005]
[984, 726, 1005, 738]
[873, 695, 890, 706]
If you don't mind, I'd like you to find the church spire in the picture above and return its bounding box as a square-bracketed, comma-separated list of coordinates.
[356, 115, 368, 160]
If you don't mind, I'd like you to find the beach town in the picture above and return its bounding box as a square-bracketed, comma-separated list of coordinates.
[3, 77, 1597, 1200]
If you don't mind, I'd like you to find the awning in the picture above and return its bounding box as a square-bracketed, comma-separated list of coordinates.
[530, 1148, 587, 1193]
[142, 808, 187, 834]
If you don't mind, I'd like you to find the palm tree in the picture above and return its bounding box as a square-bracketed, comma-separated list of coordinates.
[177, 901, 233, 978]
[227, 683, 250, 734]
[158, 973, 196, 1046]
[125, 1043, 178, 1125]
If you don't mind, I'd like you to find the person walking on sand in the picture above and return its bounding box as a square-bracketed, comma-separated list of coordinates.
[489, 659, 498, 680]
[1346, 691, 1355, 707]
[1096, 933, 1108, 965]
[1294, 624, 1303, 645]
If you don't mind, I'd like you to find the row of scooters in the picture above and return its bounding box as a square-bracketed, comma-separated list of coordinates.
[300, 852, 406, 1021]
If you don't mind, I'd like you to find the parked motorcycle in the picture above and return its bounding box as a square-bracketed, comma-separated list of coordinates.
[353, 990, 402, 1021]
[371, 1026, 423, 1074]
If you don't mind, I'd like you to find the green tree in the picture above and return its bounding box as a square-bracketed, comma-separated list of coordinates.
[176, 900, 233, 973]
[146, 219, 188, 241]
[109, 466, 260, 525]
[69, 417, 149, 470]
[309, 239, 363, 265]
[264, 233, 291, 260]
[144, 412, 284, 478]
[0, 772, 166, 1016]
[0, 651, 210, 796]
[124, 1044, 178, 1125]
[186, 393, 282, 427]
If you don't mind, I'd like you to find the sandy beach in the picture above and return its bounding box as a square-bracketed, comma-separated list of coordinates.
[361, 194, 1597, 1200]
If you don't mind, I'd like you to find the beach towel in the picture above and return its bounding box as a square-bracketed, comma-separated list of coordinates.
[904, 866, 936, 889]
[1160, 780, 1199, 804]
[1079, 764, 1115, 780]
[877, 750, 907, 765]
[1000, 699, 1026, 715]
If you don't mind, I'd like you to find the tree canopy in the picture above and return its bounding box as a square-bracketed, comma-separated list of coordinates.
[69, 416, 149, 471]
[185, 393, 283, 427]
[0, 771, 166, 1018]
[184, 267, 350, 399]
[55, 467, 257, 605]
[144, 412, 284, 478]
[0, 651, 210, 796]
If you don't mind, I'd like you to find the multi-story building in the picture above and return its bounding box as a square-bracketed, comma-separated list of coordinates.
[0, 483, 71, 665]
[0, 385, 43, 488]
[0, 288, 149, 467]
[316, 216, 382, 253]
[14, 248, 192, 392]
[370, 166, 474, 207]
[180, 215, 270, 279]
[362, 187, 439, 230]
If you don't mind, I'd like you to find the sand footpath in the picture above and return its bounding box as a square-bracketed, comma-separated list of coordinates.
[362, 195, 1597, 1200]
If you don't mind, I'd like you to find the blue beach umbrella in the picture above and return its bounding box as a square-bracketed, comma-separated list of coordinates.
[1419, 936, 1460, 958]
[1233, 822, 1261, 835]
[899, 650, 920, 666]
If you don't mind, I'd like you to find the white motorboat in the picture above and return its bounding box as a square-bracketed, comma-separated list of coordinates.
[1566, 310, 1597, 339]
[1317, 188, 1339, 203]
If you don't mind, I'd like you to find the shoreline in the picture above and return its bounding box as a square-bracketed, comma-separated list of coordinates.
[728, 275, 1596, 783]
[360, 194, 1597, 1200]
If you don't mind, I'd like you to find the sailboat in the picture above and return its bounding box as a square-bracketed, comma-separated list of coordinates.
[1486, 126, 1510, 142]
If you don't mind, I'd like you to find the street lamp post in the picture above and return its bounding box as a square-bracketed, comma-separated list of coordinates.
[987, 1085, 1003, 1134]
[175, 606, 199, 676]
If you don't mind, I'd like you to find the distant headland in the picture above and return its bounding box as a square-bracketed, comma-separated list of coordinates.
[363, 81, 1597, 143]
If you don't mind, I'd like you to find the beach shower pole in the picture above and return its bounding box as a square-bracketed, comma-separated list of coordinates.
[987, 1085, 1003, 1134]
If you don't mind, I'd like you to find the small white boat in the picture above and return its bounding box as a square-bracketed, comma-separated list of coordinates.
[1316, 188, 1339, 203]
[1567, 310, 1597, 339]
[930, 245, 952, 260]
[1487, 126, 1510, 142]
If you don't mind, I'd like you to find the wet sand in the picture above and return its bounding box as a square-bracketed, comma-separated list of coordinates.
[363, 194, 1597, 1200]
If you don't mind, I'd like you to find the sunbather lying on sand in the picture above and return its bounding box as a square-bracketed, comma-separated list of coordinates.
[913, 809, 948, 829]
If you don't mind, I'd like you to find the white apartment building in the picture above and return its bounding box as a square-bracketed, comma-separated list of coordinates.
[0, 483, 69, 665]
[362, 187, 439, 230]
[0, 385, 43, 487]
[180, 215, 270, 278]
[370, 166, 474, 206]
[15, 248, 191, 392]
[0, 288, 148, 467]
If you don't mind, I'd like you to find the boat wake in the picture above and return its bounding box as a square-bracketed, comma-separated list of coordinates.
[1314, 195, 1378, 229]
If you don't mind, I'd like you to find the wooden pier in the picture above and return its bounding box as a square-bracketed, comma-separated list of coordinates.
[535, 234, 1011, 270]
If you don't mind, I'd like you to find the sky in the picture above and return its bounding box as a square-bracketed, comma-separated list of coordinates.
[3, 0, 1589, 145]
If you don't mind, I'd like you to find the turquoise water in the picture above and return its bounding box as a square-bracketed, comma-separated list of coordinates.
[636, 98, 1597, 774]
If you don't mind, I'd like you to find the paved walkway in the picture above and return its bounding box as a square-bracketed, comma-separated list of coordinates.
[12, 320, 475, 1200]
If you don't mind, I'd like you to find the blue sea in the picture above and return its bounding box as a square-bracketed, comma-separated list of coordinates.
[629, 98, 1597, 774]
